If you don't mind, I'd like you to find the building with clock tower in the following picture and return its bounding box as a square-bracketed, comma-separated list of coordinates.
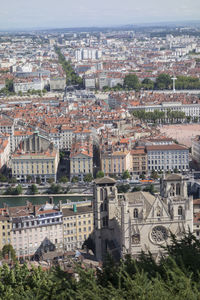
[93, 174, 193, 261]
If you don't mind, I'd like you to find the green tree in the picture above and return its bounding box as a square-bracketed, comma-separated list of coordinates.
[8, 177, 17, 184]
[48, 184, 62, 194]
[59, 151, 65, 160]
[47, 178, 54, 184]
[59, 176, 68, 183]
[5, 79, 14, 92]
[96, 171, 104, 178]
[117, 184, 130, 193]
[36, 176, 41, 184]
[71, 176, 79, 183]
[123, 74, 140, 90]
[2, 244, 16, 260]
[30, 184, 38, 195]
[132, 186, 142, 192]
[151, 169, 158, 180]
[143, 184, 157, 195]
[155, 73, 171, 90]
[83, 173, 93, 182]
[26, 175, 32, 182]
[142, 78, 154, 90]
[122, 170, 131, 180]
[14, 184, 23, 195]
[0, 174, 7, 182]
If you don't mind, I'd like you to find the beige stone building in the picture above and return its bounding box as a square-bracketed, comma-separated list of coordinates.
[192, 135, 200, 164]
[0, 135, 10, 170]
[10, 202, 63, 259]
[70, 139, 93, 181]
[93, 175, 193, 261]
[101, 150, 132, 176]
[131, 147, 147, 175]
[11, 132, 59, 182]
[62, 202, 93, 251]
[0, 210, 11, 250]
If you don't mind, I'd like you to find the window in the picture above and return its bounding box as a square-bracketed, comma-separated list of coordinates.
[176, 183, 181, 195]
[133, 208, 138, 219]
[178, 206, 183, 216]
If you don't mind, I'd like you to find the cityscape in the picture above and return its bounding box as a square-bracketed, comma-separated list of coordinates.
[0, 0, 200, 297]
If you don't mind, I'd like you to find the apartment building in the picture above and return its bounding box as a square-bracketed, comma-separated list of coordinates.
[0, 209, 11, 250]
[50, 77, 66, 91]
[0, 115, 14, 152]
[62, 202, 93, 251]
[131, 147, 148, 175]
[101, 150, 132, 176]
[192, 135, 200, 163]
[70, 139, 93, 180]
[60, 125, 75, 150]
[11, 132, 59, 182]
[0, 135, 10, 170]
[146, 144, 189, 172]
[14, 79, 44, 93]
[10, 202, 63, 259]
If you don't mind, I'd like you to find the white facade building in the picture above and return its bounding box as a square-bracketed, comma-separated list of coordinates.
[146, 144, 189, 172]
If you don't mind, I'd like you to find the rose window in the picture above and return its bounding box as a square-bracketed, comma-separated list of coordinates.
[151, 226, 168, 243]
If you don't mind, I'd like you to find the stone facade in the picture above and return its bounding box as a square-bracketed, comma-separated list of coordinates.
[93, 174, 193, 261]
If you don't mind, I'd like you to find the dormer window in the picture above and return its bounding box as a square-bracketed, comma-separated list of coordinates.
[133, 208, 138, 219]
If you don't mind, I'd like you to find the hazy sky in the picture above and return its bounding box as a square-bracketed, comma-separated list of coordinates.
[0, 0, 200, 29]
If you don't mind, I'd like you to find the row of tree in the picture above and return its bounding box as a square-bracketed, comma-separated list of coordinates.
[103, 73, 200, 91]
[0, 233, 200, 298]
[132, 109, 196, 124]
[55, 46, 83, 86]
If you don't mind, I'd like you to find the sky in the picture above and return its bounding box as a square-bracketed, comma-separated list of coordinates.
[0, 0, 200, 30]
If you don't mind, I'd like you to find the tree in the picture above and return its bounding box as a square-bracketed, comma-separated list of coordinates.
[30, 184, 38, 195]
[59, 176, 68, 183]
[151, 169, 158, 180]
[0, 233, 200, 298]
[36, 177, 41, 184]
[71, 176, 79, 183]
[26, 175, 32, 182]
[117, 184, 130, 193]
[132, 186, 142, 192]
[143, 184, 157, 195]
[0, 174, 7, 182]
[47, 178, 54, 184]
[2, 244, 16, 260]
[96, 171, 104, 178]
[83, 173, 93, 182]
[140, 173, 146, 180]
[59, 151, 65, 160]
[122, 170, 131, 180]
[8, 177, 17, 184]
[48, 184, 62, 194]
[14, 184, 23, 195]
[5, 79, 14, 92]
[155, 73, 171, 90]
[5, 185, 23, 195]
[142, 78, 154, 90]
[123, 74, 140, 90]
